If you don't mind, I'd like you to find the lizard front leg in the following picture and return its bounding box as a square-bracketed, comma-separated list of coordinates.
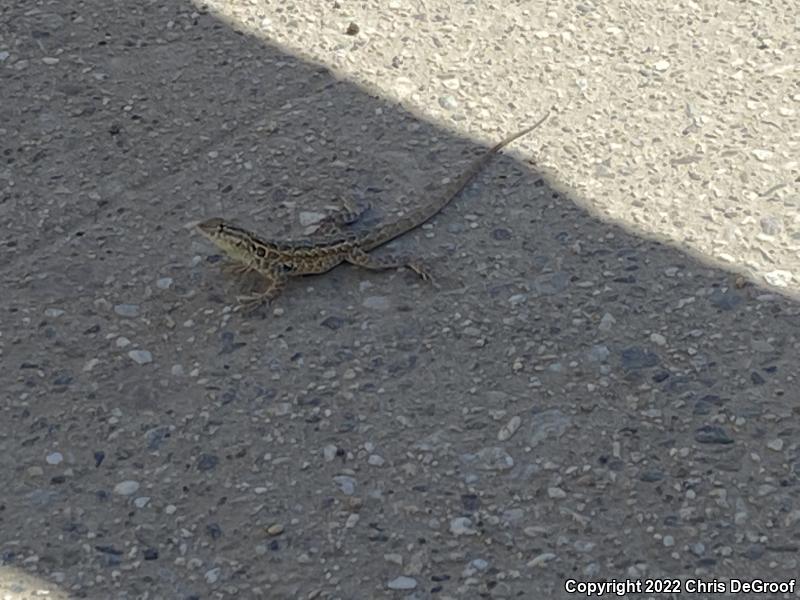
[235, 267, 289, 312]
[223, 262, 255, 276]
[345, 247, 432, 281]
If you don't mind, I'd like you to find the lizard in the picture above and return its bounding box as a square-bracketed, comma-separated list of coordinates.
[196, 109, 550, 309]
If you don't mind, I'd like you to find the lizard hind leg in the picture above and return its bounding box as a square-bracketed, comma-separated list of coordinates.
[331, 197, 369, 226]
[312, 198, 371, 238]
[345, 248, 432, 282]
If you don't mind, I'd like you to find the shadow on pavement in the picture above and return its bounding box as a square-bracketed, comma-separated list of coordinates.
[1, 0, 798, 598]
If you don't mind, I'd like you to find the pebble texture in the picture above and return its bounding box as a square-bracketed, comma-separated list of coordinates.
[1, 0, 799, 599]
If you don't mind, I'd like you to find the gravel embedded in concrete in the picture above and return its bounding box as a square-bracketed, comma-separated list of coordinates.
[1, 0, 799, 598]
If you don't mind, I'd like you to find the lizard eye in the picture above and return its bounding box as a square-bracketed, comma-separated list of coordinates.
[255, 247, 266, 257]
[280, 264, 294, 272]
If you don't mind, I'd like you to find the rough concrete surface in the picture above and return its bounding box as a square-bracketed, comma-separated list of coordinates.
[1, 0, 799, 599]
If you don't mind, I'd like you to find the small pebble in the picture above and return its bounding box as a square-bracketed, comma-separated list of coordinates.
[128, 350, 153, 365]
[497, 416, 521, 441]
[333, 475, 356, 495]
[450, 517, 476, 536]
[387, 576, 417, 590]
[529, 409, 571, 446]
[767, 438, 784, 451]
[46, 452, 63, 465]
[114, 480, 140, 496]
[362, 296, 390, 310]
[710, 289, 743, 310]
[368, 454, 385, 466]
[508, 293, 527, 306]
[470, 558, 489, 570]
[320, 315, 345, 330]
[695, 425, 734, 444]
[587, 345, 610, 362]
[114, 304, 140, 317]
[323, 444, 338, 462]
[462, 446, 514, 471]
[438, 95, 458, 110]
[759, 216, 782, 235]
[620, 346, 659, 369]
[156, 277, 173, 289]
[527, 552, 556, 567]
[598, 313, 616, 331]
[442, 77, 460, 90]
[493, 227, 513, 241]
[197, 454, 218, 471]
[345, 513, 359, 528]
[299, 211, 326, 226]
[764, 270, 793, 287]
[751, 149, 773, 161]
[205, 567, 221, 584]
[502, 508, 524, 524]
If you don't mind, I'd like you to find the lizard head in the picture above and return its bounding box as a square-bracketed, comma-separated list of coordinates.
[196, 217, 259, 264]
